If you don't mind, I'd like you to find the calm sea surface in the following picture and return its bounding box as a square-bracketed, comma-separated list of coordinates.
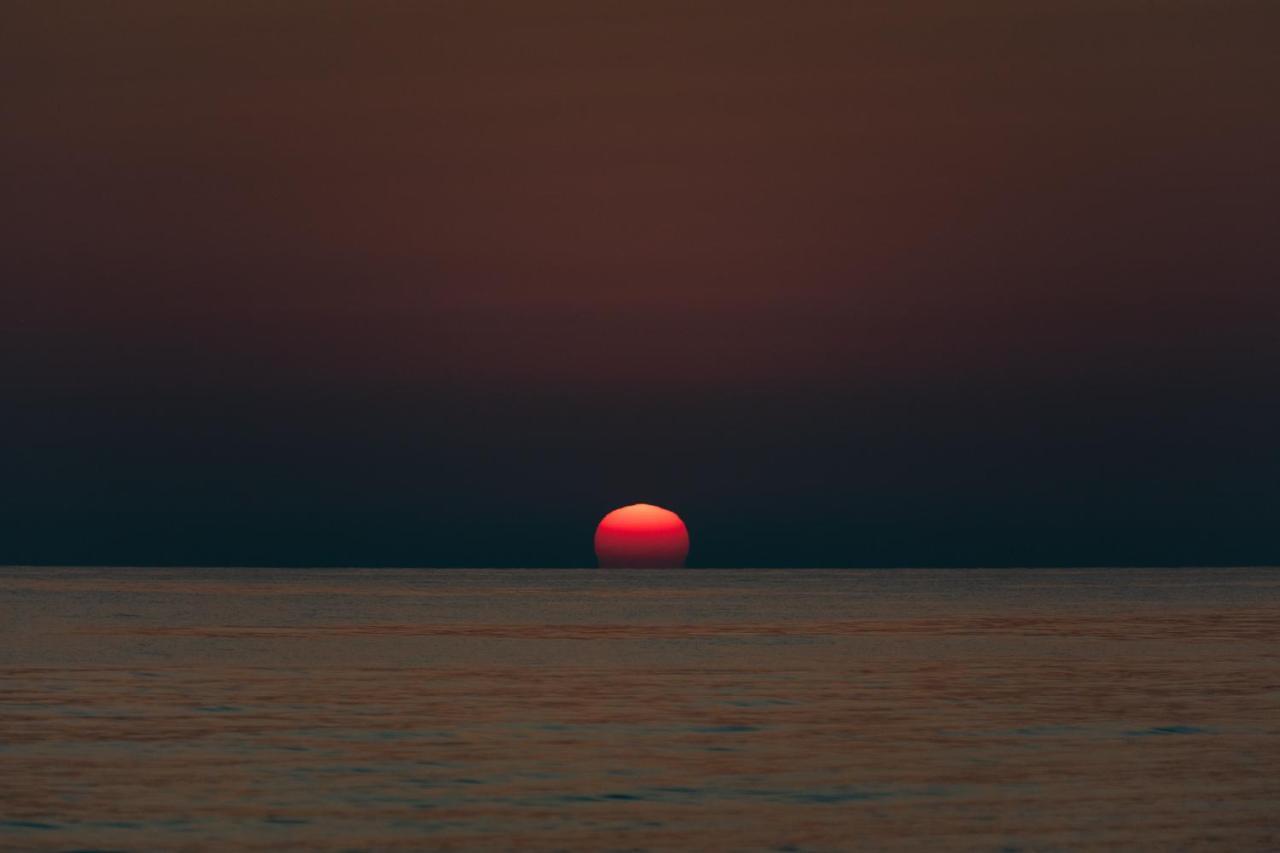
[2, 567, 1278, 851]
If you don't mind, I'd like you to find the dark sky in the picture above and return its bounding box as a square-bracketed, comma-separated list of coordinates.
[3, 1, 1278, 566]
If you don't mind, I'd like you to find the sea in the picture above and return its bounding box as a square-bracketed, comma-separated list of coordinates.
[2, 566, 1277, 851]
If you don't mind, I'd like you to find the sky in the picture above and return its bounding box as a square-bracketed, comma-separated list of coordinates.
[3, 1, 1278, 566]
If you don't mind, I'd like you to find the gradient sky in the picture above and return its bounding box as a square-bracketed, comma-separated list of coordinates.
[3, 1, 1278, 566]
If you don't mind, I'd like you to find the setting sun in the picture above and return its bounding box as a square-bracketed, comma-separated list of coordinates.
[594, 503, 690, 568]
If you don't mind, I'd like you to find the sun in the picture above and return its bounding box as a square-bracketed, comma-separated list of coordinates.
[594, 503, 690, 568]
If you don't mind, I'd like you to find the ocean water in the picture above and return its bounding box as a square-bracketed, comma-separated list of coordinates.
[1, 566, 1277, 851]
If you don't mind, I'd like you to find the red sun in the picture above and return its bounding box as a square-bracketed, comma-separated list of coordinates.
[594, 503, 690, 568]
